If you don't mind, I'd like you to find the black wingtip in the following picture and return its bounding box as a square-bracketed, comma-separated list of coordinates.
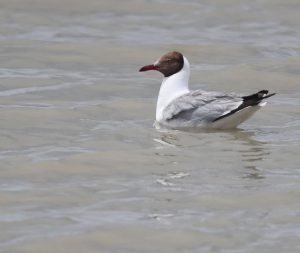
[213, 90, 276, 122]
[257, 90, 276, 99]
[263, 92, 276, 99]
[258, 90, 268, 98]
[242, 90, 276, 100]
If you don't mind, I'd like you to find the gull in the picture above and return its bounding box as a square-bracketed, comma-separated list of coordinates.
[139, 51, 275, 130]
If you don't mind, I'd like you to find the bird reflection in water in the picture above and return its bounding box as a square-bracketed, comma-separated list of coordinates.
[153, 128, 270, 180]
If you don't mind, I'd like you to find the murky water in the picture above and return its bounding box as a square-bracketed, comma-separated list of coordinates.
[0, 0, 299, 252]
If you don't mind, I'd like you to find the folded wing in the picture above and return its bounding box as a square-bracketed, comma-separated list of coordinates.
[163, 90, 243, 123]
[161, 89, 275, 129]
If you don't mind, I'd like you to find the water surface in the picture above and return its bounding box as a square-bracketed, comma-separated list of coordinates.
[0, 0, 300, 252]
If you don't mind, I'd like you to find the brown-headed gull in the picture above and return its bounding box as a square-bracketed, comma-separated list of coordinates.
[139, 51, 275, 130]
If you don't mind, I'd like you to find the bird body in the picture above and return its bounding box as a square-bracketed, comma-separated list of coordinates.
[139, 51, 275, 130]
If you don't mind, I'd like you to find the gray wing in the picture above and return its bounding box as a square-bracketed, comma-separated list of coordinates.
[162, 90, 243, 125]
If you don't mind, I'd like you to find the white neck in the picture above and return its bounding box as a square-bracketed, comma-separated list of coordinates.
[156, 56, 190, 121]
